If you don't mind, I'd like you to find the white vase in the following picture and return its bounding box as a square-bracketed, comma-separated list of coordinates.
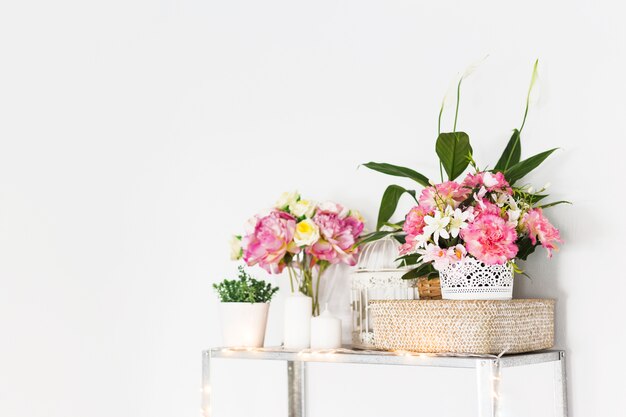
[218, 302, 270, 347]
[439, 257, 514, 300]
[283, 292, 312, 349]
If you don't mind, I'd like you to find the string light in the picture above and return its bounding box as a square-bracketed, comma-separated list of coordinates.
[208, 346, 506, 416]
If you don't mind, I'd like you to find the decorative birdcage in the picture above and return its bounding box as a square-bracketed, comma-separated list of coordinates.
[350, 235, 418, 349]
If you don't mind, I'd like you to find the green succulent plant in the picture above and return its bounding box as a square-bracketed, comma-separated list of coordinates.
[213, 266, 279, 303]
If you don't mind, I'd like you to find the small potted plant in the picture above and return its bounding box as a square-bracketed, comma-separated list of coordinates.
[213, 266, 279, 347]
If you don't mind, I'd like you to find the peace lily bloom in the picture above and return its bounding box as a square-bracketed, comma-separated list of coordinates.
[423, 210, 450, 243]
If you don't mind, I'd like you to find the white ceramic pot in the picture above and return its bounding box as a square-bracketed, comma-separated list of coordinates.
[219, 302, 270, 347]
[439, 257, 514, 300]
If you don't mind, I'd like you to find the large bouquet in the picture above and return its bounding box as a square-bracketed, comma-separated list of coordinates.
[361, 60, 568, 279]
[231, 191, 364, 315]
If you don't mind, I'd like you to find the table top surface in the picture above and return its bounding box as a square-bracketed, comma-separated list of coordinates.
[204, 346, 564, 369]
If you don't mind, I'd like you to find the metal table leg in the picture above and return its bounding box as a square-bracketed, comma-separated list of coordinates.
[476, 359, 500, 417]
[202, 350, 212, 417]
[554, 351, 568, 417]
[287, 361, 306, 417]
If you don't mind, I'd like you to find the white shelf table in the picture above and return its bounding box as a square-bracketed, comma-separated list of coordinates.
[202, 347, 567, 417]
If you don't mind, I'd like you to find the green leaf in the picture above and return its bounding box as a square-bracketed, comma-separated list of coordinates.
[528, 194, 549, 204]
[401, 268, 421, 280]
[504, 148, 558, 184]
[516, 236, 537, 261]
[401, 262, 437, 280]
[393, 234, 406, 244]
[396, 253, 420, 266]
[494, 129, 521, 172]
[537, 200, 572, 209]
[377, 185, 416, 230]
[356, 230, 396, 247]
[381, 221, 403, 230]
[361, 162, 430, 187]
[435, 132, 473, 180]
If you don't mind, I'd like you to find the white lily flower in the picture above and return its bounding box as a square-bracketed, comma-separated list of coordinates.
[413, 232, 431, 248]
[493, 192, 509, 207]
[507, 209, 522, 227]
[423, 210, 451, 244]
[448, 208, 471, 238]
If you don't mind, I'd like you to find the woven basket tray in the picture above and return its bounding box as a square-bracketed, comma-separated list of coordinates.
[371, 299, 554, 354]
[417, 277, 442, 300]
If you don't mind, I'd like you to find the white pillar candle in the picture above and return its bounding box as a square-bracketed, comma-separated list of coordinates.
[310, 306, 342, 350]
[283, 292, 312, 349]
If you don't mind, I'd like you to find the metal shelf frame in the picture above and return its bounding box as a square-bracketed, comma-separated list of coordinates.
[202, 347, 568, 417]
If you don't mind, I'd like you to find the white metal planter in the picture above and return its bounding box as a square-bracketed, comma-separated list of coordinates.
[439, 257, 514, 300]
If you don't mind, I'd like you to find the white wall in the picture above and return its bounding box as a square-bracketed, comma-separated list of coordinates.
[1, 1, 625, 416]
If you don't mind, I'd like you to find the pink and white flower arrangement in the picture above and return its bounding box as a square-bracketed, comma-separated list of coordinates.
[232, 191, 364, 315]
[399, 172, 562, 276]
[361, 59, 568, 279]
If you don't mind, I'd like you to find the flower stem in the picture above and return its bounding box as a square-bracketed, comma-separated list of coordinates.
[314, 269, 322, 316]
[453, 77, 462, 132]
[520, 59, 539, 133]
[287, 266, 295, 293]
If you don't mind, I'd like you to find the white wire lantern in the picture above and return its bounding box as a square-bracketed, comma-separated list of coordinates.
[350, 234, 418, 349]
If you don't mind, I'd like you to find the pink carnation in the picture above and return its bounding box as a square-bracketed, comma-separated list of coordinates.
[242, 210, 297, 273]
[474, 198, 501, 217]
[403, 206, 429, 236]
[399, 206, 431, 255]
[309, 211, 364, 265]
[419, 181, 468, 210]
[399, 233, 420, 256]
[462, 171, 512, 194]
[487, 172, 512, 193]
[462, 172, 484, 189]
[522, 208, 563, 257]
[461, 214, 518, 264]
